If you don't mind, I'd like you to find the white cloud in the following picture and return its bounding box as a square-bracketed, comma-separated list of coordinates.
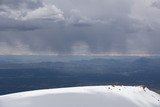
[22, 4, 64, 21]
[66, 9, 108, 27]
[71, 41, 90, 55]
[0, 41, 33, 55]
[0, 3, 64, 21]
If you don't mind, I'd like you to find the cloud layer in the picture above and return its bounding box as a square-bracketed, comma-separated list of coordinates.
[0, 0, 160, 55]
[0, 2, 64, 21]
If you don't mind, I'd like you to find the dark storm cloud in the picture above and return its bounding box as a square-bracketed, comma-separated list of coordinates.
[0, 18, 39, 31]
[0, 0, 160, 55]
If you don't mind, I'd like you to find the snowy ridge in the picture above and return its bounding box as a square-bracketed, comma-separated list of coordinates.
[0, 85, 160, 107]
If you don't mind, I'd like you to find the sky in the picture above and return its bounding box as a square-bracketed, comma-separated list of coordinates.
[0, 0, 160, 55]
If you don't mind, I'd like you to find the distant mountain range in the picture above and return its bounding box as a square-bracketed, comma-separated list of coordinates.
[0, 56, 160, 95]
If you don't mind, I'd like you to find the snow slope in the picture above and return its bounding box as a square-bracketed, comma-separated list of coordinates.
[0, 86, 160, 107]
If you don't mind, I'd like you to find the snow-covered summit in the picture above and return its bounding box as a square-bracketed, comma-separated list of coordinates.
[0, 85, 160, 107]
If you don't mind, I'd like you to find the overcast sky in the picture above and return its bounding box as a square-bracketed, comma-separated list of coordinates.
[0, 0, 160, 55]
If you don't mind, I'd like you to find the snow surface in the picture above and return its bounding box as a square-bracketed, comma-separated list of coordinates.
[0, 86, 160, 107]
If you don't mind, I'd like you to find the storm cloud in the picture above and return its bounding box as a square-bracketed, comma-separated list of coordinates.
[0, 0, 160, 55]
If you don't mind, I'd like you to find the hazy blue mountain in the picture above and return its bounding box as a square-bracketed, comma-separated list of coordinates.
[0, 55, 160, 95]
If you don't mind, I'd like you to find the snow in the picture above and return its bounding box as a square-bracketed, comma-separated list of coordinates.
[0, 86, 160, 107]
